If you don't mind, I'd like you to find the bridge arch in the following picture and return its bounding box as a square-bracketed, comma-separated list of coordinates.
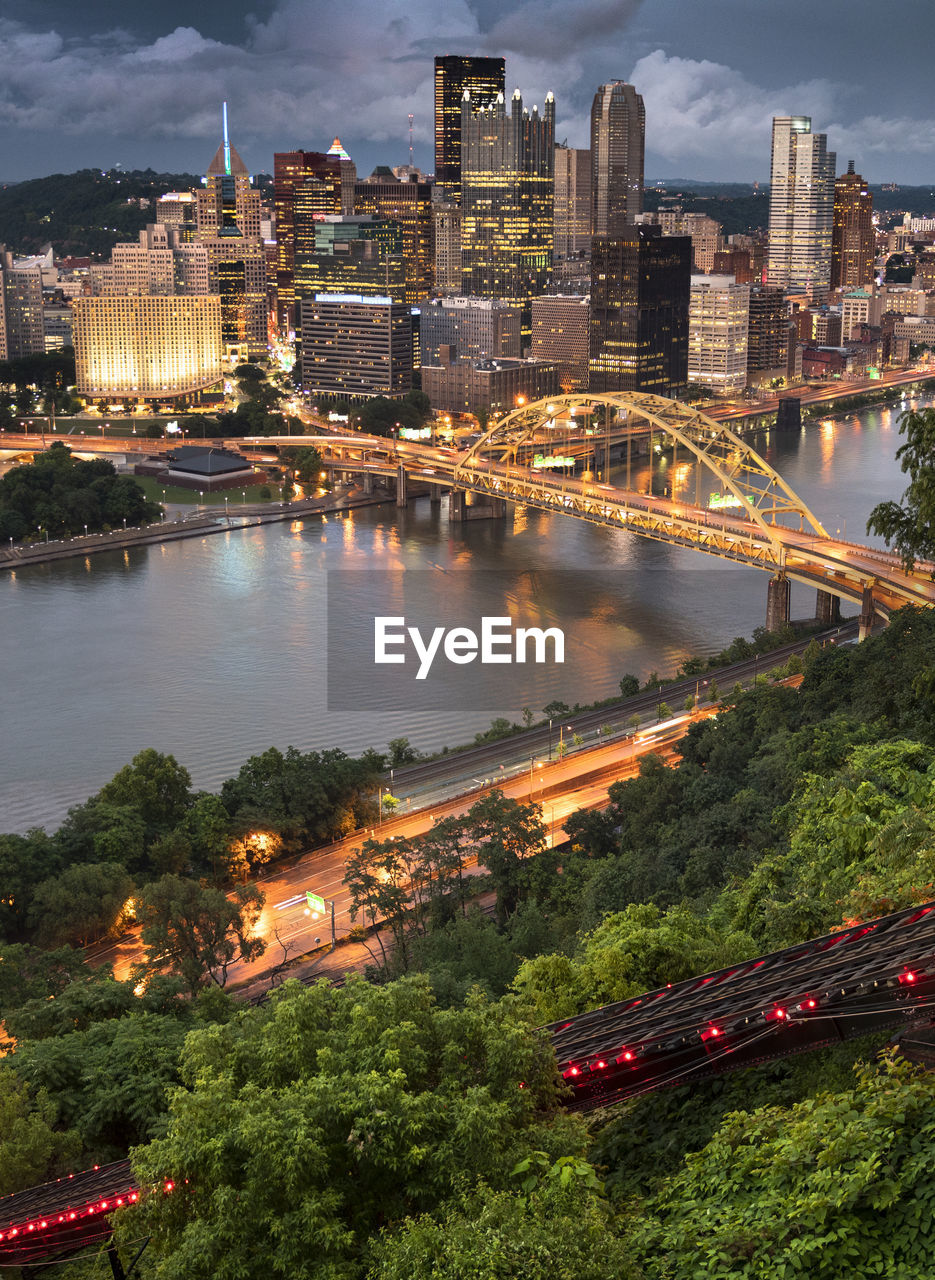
[456, 392, 829, 555]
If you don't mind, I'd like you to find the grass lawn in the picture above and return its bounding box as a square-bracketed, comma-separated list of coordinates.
[133, 476, 289, 506]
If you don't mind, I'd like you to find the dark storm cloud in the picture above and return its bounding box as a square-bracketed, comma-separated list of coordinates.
[0, 0, 933, 182]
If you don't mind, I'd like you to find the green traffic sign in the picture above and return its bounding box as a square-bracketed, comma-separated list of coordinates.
[306, 891, 326, 914]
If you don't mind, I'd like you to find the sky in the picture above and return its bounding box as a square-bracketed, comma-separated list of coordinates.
[1, 0, 934, 185]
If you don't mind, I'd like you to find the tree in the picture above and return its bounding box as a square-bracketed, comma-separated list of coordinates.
[387, 736, 419, 767]
[97, 748, 192, 836]
[657, 701, 672, 720]
[464, 791, 546, 923]
[542, 699, 570, 719]
[344, 837, 414, 970]
[0, 1065, 80, 1196]
[618, 673, 640, 698]
[138, 875, 265, 994]
[867, 407, 935, 572]
[29, 861, 135, 947]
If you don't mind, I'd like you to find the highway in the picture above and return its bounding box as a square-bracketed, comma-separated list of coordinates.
[89, 708, 711, 988]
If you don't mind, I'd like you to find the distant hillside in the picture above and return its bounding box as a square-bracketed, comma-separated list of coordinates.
[0, 169, 202, 259]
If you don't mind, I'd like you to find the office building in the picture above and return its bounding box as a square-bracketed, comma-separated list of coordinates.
[419, 296, 522, 364]
[766, 116, 836, 297]
[460, 88, 555, 326]
[327, 138, 357, 215]
[747, 285, 790, 382]
[295, 215, 405, 303]
[73, 295, 222, 400]
[688, 275, 750, 394]
[590, 81, 645, 234]
[530, 294, 590, 390]
[421, 356, 558, 415]
[640, 209, 722, 273]
[831, 161, 874, 291]
[589, 225, 690, 395]
[197, 126, 261, 240]
[354, 175, 434, 303]
[554, 145, 591, 260]
[299, 294, 412, 398]
[274, 150, 344, 331]
[434, 55, 506, 203]
[0, 248, 46, 359]
[433, 202, 462, 295]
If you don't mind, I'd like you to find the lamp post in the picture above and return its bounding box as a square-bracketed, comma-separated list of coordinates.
[548, 717, 553, 761]
[302, 889, 336, 951]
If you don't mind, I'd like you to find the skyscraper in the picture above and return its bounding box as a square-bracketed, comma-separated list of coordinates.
[274, 150, 344, 332]
[460, 87, 555, 330]
[590, 82, 645, 234]
[831, 161, 874, 291]
[589, 225, 690, 395]
[354, 174, 435, 304]
[766, 117, 836, 297]
[553, 145, 591, 260]
[434, 55, 506, 203]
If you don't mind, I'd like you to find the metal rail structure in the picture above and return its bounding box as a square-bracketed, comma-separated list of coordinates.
[550, 899, 935, 1111]
[258, 392, 935, 620]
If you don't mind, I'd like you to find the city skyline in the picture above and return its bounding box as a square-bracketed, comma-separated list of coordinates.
[2, 0, 935, 185]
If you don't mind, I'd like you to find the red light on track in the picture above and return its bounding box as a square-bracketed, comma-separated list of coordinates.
[618, 1049, 635, 1062]
[129, 1193, 138, 1203]
[700, 1025, 721, 1042]
[900, 970, 918, 985]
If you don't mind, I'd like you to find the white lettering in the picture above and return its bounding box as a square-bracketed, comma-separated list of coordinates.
[481, 616, 514, 663]
[409, 625, 446, 679]
[444, 627, 479, 665]
[374, 617, 407, 664]
[515, 626, 565, 664]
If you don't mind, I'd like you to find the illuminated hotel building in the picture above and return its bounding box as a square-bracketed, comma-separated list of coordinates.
[831, 161, 874, 291]
[767, 117, 835, 297]
[354, 175, 434, 303]
[688, 275, 750, 395]
[460, 87, 555, 330]
[73, 296, 222, 401]
[274, 150, 344, 331]
[435, 55, 506, 203]
[589, 225, 690, 395]
[591, 82, 645, 233]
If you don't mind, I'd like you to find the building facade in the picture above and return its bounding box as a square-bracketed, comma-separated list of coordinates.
[530, 294, 590, 390]
[688, 275, 750, 395]
[460, 88, 555, 326]
[418, 296, 522, 364]
[766, 117, 836, 297]
[589, 225, 690, 396]
[831, 162, 874, 291]
[433, 202, 462, 295]
[747, 285, 790, 381]
[590, 81, 645, 234]
[354, 176, 434, 304]
[299, 294, 412, 398]
[73, 295, 222, 400]
[434, 55, 506, 203]
[421, 356, 558, 415]
[273, 150, 344, 332]
[554, 145, 591, 261]
[0, 249, 45, 360]
[294, 215, 405, 303]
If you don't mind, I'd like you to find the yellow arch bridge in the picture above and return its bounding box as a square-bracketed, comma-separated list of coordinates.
[255, 392, 935, 633]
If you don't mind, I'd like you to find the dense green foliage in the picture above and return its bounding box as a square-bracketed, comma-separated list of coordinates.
[868, 406, 935, 572]
[0, 169, 202, 258]
[0, 441, 162, 541]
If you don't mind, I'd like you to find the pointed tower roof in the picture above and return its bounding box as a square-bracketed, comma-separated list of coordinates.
[327, 137, 351, 161]
[207, 141, 249, 176]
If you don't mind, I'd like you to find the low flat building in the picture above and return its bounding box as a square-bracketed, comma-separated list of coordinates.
[421, 356, 558, 415]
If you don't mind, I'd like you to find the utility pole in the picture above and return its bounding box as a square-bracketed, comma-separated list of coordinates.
[408, 114, 414, 169]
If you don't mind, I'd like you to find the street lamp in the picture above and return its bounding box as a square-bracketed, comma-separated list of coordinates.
[300, 889, 336, 951]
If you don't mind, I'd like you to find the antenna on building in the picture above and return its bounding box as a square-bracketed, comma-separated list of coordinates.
[222, 101, 231, 176]
[408, 113, 414, 168]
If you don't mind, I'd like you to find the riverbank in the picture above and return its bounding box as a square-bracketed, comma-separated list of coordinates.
[0, 486, 397, 572]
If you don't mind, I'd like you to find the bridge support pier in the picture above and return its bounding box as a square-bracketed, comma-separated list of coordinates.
[815, 589, 841, 627]
[395, 464, 408, 508]
[448, 490, 507, 522]
[859, 586, 875, 641]
[362, 472, 373, 495]
[429, 484, 442, 505]
[766, 574, 791, 632]
[448, 490, 466, 521]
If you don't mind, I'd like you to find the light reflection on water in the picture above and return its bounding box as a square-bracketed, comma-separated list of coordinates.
[0, 396, 924, 833]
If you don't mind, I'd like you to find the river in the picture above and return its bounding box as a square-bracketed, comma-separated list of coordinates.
[0, 393, 922, 834]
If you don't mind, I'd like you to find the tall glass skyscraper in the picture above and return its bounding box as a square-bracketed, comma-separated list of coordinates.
[434, 55, 506, 203]
[766, 117, 836, 297]
[590, 81, 645, 234]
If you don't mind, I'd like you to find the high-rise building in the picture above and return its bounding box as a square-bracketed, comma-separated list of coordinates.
[73, 295, 222, 400]
[274, 150, 344, 331]
[688, 275, 750, 394]
[327, 138, 357, 215]
[354, 175, 434, 303]
[831, 161, 874, 291]
[294, 215, 405, 302]
[196, 112, 261, 240]
[530, 294, 590, 390]
[460, 87, 555, 329]
[0, 248, 44, 360]
[299, 294, 412, 398]
[554, 145, 591, 261]
[418, 296, 522, 365]
[640, 209, 722, 273]
[589, 225, 690, 395]
[747, 284, 790, 381]
[590, 81, 645, 234]
[766, 117, 836, 297]
[433, 202, 462, 295]
[434, 55, 506, 203]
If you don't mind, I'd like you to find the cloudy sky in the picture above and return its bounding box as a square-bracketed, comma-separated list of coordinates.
[2, 0, 934, 185]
